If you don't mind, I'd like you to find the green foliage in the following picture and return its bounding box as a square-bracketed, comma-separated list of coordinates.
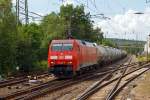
[16, 23, 43, 72]
[122, 44, 143, 54]
[0, 0, 17, 75]
[137, 55, 150, 62]
[107, 38, 145, 54]
[101, 39, 118, 48]
[39, 5, 104, 68]
[60, 5, 104, 41]
[41, 12, 66, 46]
[0, 4, 105, 75]
[41, 5, 104, 44]
[34, 60, 48, 71]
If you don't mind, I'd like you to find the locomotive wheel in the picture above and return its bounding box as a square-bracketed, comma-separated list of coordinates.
[76, 71, 81, 76]
[94, 65, 98, 70]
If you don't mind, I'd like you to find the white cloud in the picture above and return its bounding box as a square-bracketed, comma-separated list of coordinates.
[97, 8, 150, 41]
[62, 0, 73, 6]
[12, 0, 16, 4]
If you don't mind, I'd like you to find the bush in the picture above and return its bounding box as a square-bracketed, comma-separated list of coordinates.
[33, 60, 48, 72]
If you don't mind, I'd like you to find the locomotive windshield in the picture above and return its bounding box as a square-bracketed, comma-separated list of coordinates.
[51, 43, 73, 51]
[51, 44, 62, 51]
[63, 43, 73, 51]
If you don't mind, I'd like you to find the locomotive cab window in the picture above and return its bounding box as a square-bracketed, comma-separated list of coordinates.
[63, 43, 73, 51]
[51, 43, 73, 51]
[51, 43, 62, 51]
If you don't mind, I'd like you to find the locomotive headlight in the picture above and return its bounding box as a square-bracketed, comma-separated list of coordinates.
[50, 56, 58, 60]
[51, 61, 54, 64]
[65, 55, 72, 59]
[68, 61, 72, 64]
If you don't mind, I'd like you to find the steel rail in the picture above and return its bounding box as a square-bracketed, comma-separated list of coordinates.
[76, 57, 132, 100]
[76, 71, 115, 100]
[0, 79, 61, 99]
[76, 62, 150, 100]
[0, 58, 139, 99]
[0, 73, 49, 88]
[13, 71, 112, 100]
[106, 67, 150, 100]
[22, 59, 137, 100]
[105, 58, 132, 100]
[6, 64, 129, 100]
[0, 77, 26, 85]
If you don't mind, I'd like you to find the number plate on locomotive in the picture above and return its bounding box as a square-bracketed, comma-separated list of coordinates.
[59, 56, 64, 59]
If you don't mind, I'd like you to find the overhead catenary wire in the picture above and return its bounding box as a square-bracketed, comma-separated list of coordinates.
[74, 0, 111, 20]
[74, 0, 98, 14]
[19, 12, 41, 19]
[88, 0, 100, 13]
[16, 0, 44, 24]
[17, 0, 112, 23]
[19, 6, 43, 17]
[16, 0, 29, 24]
[112, 0, 127, 14]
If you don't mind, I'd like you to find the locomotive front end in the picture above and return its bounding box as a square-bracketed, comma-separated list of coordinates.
[48, 40, 76, 77]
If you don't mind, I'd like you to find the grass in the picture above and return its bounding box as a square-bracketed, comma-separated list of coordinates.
[137, 55, 150, 62]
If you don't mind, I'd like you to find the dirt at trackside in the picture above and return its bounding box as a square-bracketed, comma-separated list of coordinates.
[130, 70, 150, 100]
[113, 55, 150, 100]
[121, 70, 150, 100]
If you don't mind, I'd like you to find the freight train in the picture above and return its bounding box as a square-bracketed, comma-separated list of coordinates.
[48, 39, 127, 78]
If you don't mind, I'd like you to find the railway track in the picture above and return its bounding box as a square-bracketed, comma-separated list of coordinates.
[0, 57, 140, 100]
[0, 70, 111, 100]
[76, 61, 150, 100]
[105, 58, 132, 100]
[0, 73, 49, 88]
[0, 77, 28, 88]
[105, 67, 150, 100]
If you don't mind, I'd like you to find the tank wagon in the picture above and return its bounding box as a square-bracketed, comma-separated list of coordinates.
[97, 46, 126, 64]
[48, 39, 127, 77]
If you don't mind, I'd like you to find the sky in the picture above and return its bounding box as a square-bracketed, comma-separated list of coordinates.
[12, 0, 150, 41]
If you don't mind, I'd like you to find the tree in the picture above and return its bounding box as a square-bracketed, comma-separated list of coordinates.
[41, 4, 104, 44]
[91, 27, 104, 43]
[60, 5, 94, 40]
[0, 0, 17, 75]
[16, 23, 43, 72]
[102, 39, 118, 48]
[41, 12, 66, 46]
[0, 3, 105, 75]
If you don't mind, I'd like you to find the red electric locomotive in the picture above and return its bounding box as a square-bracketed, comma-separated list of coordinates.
[48, 39, 98, 77]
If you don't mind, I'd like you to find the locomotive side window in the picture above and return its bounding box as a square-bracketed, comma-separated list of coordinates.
[63, 43, 73, 51]
[51, 43, 62, 51]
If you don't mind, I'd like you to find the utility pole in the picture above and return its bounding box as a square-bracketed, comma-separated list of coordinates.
[66, 16, 73, 39]
[135, 32, 138, 55]
[16, 0, 20, 25]
[147, 34, 150, 62]
[25, 0, 29, 25]
[68, 16, 71, 38]
[147, 37, 148, 62]
[16, 0, 29, 25]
